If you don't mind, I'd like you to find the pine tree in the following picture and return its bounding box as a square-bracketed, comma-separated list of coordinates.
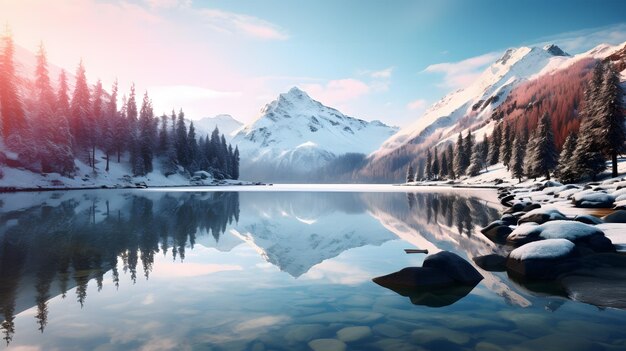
[523, 129, 538, 179]
[175, 110, 189, 169]
[530, 112, 558, 180]
[571, 73, 607, 181]
[34, 43, 57, 173]
[70, 60, 91, 152]
[446, 144, 455, 179]
[416, 158, 425, 181]
[425, 149, 432, 180]
[440, 151, 448, 179]
[488, 123, 501, 165]
[0, 28, 26, 141]
[481, 134, 490, 171]
[432, 147, 440, 180]
[158, 114, 168, 155]
[233, 146, 240, 180]
[463, 131, 473, 173]
[53, 70, 75, 175]
[103, 80, 118, 171]
[597, 63, 625, 178]
[126, 84, 142, 175]
[500, 123, 512, 170]
[466, 142, 484, 177]
[137, 91, 156, 175]
[556, 133, 578, 183]
[89, 80, 104, 170]
[406, 165, 415, 183]
[453, 133, 465, 178]
[511, 136, 525, 182]
[187, 121, 199, 172]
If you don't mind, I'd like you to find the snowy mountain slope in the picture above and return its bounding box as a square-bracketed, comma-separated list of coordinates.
[192, 114, 243, 141]
[363, 41, 626, 182]
[232, 87, 398, 181]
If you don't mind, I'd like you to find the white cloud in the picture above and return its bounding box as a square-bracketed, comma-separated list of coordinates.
[370, 67, 394, 79]
[531, 22, 626, 54]
[407, 98, 428, 111]
[301, 78, 371, 106]
[144, 0, 191, 9]
[422, 52, 501, 89]
[199, 9, 289, 40]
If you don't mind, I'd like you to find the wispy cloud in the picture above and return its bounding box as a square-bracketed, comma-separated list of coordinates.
[370, 67, 394, 79]
[144, 0, 191, 9]
[199, 9, 289, 40]
[407, 98, 428, 111]
[422, 52, 501, 90]
[530, 22, 626, 54]
[301, 78, 370, 106]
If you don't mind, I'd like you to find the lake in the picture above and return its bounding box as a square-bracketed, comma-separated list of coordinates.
[0, 186, 625, 350]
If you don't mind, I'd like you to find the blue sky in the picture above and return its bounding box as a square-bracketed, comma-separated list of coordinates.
[2, 0, 626, 126]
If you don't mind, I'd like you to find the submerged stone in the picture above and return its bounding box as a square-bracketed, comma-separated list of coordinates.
[422, 251, 484, 285]
[308, 338, 346, 351]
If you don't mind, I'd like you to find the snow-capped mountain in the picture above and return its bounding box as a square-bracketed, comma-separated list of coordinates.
[361, 41, 626, 182]
[192, 114, 243, 141]
[232, 87, 398, 181]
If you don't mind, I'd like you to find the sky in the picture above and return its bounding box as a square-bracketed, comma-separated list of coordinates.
[1, 0, 626, 127]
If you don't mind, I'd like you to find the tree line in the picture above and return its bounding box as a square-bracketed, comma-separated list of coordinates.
[0, 30, 239, 180]
[406, 60, 625, 184]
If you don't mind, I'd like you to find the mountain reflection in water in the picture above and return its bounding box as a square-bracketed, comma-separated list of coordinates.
[0, 188, 624, 350]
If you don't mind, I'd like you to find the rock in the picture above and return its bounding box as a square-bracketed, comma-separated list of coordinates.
[372, 267, 455, 290]
[336, 326, 371, 342]
[481, 220, 506, 234]
[308, 339, 346, 351]
[411, 327, 471, 345]
[602, 210, 626, 223]
[284, 324, 326, 342]
[518, 207, 567, 224]
[522, 203, 542, 212]
[507, 223, 542, 246]
[504, 202, 527, 213]
[506, 239, 578, 280]
[500, 194, 515, 206]
[482, 225, 513, 243]
[573, 214, 603, 225]
[500, 214, 517, 226]
[373, 323, 406, 338]
[303, 311, 383, 324]
[476, 342, 505, 351]
[572, 190, 615, 208]
[422, 251, 484, 285]
[473, 254, 507, 272]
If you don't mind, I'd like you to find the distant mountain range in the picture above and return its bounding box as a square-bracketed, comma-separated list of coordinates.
[191, 114, 243, 142]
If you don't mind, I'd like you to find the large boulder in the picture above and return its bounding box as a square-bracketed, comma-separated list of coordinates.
[506, 239, 578, 280]
[572, 190, 615, 208]
[472, 254, 507, 272]
[372, 267, 454, 290]
[422, 251, 484, 285]
[518, 207, 567, 225]
[507, 223, 543, 246]
[602, 210, 626, 223]
[573, 214, 604, 225]
[480, 221, 512, 243]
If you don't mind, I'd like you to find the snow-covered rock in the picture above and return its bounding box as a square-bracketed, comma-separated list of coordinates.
[572, 190, 615, 208]
[518, 207, 567, 224]
[507, 239, 577, 280]
[232, 87, 397, 181]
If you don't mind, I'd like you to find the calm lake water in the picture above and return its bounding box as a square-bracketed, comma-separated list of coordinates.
[1, 186, 625, 350]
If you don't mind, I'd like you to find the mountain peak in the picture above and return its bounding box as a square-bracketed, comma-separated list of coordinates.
[543, 44, 569, 57]
[281, 86, 311, 101]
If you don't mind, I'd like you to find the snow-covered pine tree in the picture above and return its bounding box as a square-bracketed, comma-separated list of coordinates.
[571, 70, 607, 181]
[158, 114, 168, 155]
[597, 63, 625, 178]
[500, 123, 512, 170]
[175, 110, 189, 169]
[70, 60, 91, 153]
[425, 148, 432, 180]
[432, 147, 440, 180]
[233, 146, 240, 180]
[102, 80, 118, 171]
[481, 134, 489, 171]
[556, 133, 578, 183]
[187, 121, 199, 172]
[89, 80, 104, 170]
[53, 70, 75, 175]
[0, 28, 26, 141]
[510, 136, 525, 182]
[416, 158, 425, 181]
[523, 129, 538, 179]
[34, 43, 57, 173]
[138, 91, 156, 175]
[463, 131, 473, 174]
[446, 144, 455, 179]
[531, 112, 558, 180]
[466, 142, 483, 177]
[440, 151, 448, 179]
[406, 165, 415, 183]
[488, 123, 501, 165]
[126, 84, 143, 175]
[453, 132, 465, 178]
